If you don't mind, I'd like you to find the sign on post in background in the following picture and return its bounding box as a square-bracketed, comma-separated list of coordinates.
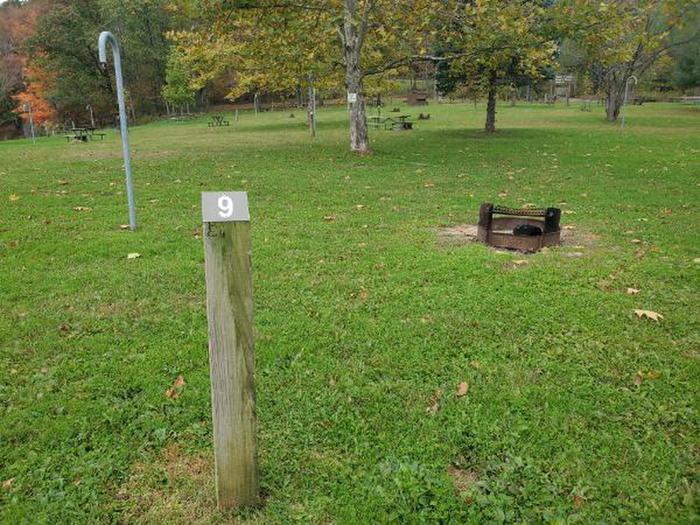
[202, 191, 259, 509]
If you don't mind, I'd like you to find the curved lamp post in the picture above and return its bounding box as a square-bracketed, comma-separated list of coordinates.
[621, 75, 638, 129]
[98, 31, 136, 231]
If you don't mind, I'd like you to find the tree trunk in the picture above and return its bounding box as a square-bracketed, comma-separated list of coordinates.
[605, 89, 623, 121]
[485, 73, 497, 133]
[346, 62, 369, 153]
[341, 0, 370, 154]
[253, 92, 260, 115]
[307, 74, 316, 137]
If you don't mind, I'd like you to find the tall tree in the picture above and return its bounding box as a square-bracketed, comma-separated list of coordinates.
[27, 0, 172, 125]
[565, 0, 700, 121]
[436, 0, 557, 133]
[172, 0, 433, 153]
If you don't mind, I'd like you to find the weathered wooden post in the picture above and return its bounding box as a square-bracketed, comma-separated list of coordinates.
[201, 191, 259, 509]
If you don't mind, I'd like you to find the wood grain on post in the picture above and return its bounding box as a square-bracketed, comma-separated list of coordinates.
[202, 193, 259, 509]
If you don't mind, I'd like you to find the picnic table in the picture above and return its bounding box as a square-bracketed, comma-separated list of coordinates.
[65, 127, 106, 142]
[208, 114, 230, 127]
[368, 114, 414, 131]
[392, 114, 413, 130]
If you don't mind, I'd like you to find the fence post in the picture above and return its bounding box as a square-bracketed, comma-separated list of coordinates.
[202, 191, 259, 509]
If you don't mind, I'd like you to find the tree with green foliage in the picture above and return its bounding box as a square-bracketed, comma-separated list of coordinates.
[564, 0, 700, 121]
[436, 0, 557, 133]
[162, 48, 195, 113]
[27, 0, 172, 125]
[171, 0, 434, 154]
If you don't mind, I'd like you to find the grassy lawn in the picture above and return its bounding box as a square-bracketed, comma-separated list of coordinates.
[1, 102, 699, 524]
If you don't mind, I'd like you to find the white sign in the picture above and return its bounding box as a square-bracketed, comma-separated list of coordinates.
[347, 92, 357, 104]
[555, 74, 574, 84]
[202, 191, 250, 222]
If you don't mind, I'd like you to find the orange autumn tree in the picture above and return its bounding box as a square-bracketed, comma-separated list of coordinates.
[13, 65, 56, 128]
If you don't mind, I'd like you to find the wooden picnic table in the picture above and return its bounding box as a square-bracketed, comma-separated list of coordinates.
[208, 114, 230, 127]
[64, 127, 106, 142]
[392, 114, 413, 130]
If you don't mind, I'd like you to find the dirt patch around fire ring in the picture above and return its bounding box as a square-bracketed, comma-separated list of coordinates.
[437, 223, 599, 256]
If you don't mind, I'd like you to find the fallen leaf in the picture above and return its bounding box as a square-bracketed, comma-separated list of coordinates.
[57, 180, 69, 185]
[498, 191, 508, 197]
[359, 288, 369, 301]
[8, 240, 19, 248]
[633, 371, 644, 386]
[513, 259, 528, 265]
[634, 309, 663, 322]
[424, 182, 435, 188]
[355, 204, 365, 210]
[630, 239, 642, 244]
[573, 494, 584, 508]
[165, 375, 186, 399]
[73, 206, 92, 212]
[119, 224, 130, 230]
[626, 288, 640, 295]
[323, 214, 337, 221]
[563, 225, 575, 230]
[469, 360, 481, 369]
[127, 253, 141, 259]
[2, 478, 14, 490]
[9, 194, 20, 202]
[456, 381, 469, 397]
[647, 370, 662, 380]
[426, 389, 442, 415]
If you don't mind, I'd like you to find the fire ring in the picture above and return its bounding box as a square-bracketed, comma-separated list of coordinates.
[477, 203, 561, 252]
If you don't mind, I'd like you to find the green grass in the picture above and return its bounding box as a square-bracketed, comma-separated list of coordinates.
[1, 102, 699, 524]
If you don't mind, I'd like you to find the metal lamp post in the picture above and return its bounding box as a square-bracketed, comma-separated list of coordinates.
[86, 104, 95, 128]
[98, 31, 136, 231]
[621, 75, 638, 129]
[24, 103, 35, 144]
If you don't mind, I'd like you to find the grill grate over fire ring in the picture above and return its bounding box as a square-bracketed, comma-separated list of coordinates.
[477, 203, 561, 252]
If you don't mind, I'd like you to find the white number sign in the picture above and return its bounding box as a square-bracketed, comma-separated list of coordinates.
[202, 192, 250, 222]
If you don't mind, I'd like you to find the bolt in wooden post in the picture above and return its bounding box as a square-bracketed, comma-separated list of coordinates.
[202, 191, 259, 509]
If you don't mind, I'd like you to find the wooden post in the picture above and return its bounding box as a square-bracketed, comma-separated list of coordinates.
[202, 192, 259, 509]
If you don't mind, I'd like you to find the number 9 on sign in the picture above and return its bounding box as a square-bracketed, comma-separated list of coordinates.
[201, 192, 249, 222]
[218, 195, 234, 218]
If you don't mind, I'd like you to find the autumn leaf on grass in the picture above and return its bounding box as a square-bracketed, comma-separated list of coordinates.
[119, 224, 130, 230]
[626, 288, 640, 295]
[359, 288, 369, 301]
[8, 194, 20, 202]
[165, 375, 186, 399]
[426, 389, 442, 415]
[2, 478, 14, 490]
[634, 309, 663, 322]
[323, 214, 337, 221]
[633, 371, 644, 386]
[456, 381, 469, 397]
[127, 253, 141, 260]
[469, 360, 481, 370]
[57, 180, 69, 185]
[73, 206, 92, 212]
[513, 259, 528, 266]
